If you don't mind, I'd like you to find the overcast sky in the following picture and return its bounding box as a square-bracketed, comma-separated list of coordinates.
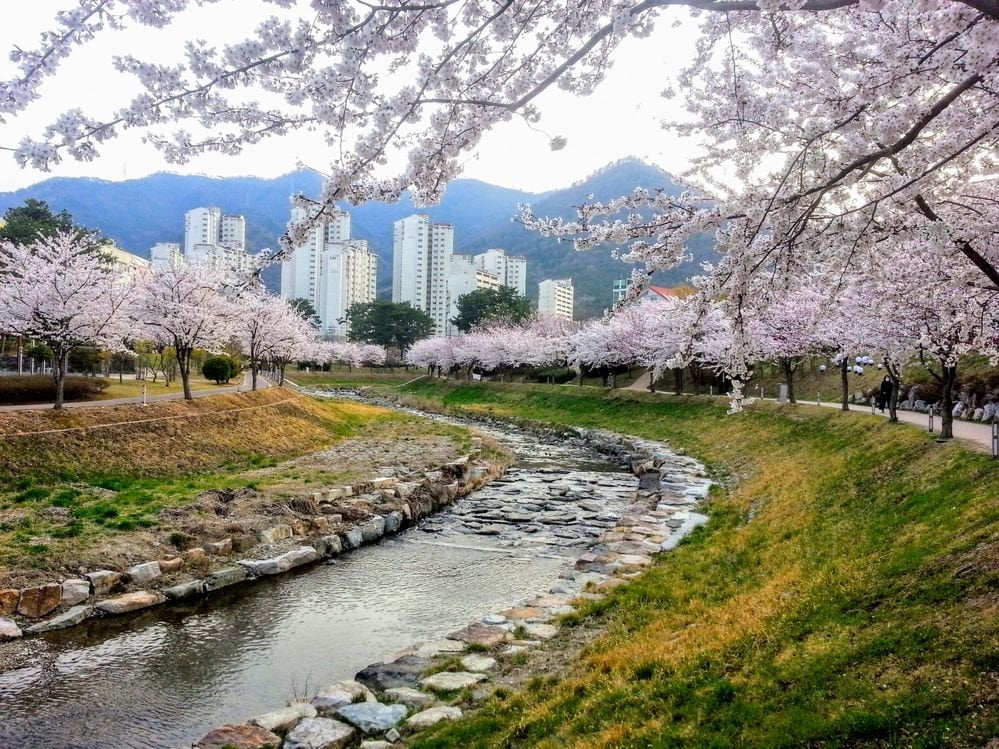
[0, 1, 702, 194]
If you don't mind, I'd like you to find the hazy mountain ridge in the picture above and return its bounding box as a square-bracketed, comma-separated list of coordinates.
[0, 158, 715, 319]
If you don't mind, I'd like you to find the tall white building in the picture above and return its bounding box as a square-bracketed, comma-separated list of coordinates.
[219, 214, 246, 250]
[448, 254, 503, 335]
[392, 214, 454, 335]
[474, 248, 527, 296]
[184, 207, 222, 255]
[280, 204, 376, 338]
[181, 206, 252, 272]
[538, 278, 574, 320]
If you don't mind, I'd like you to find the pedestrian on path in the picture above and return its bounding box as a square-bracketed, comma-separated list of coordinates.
[877, 375, 893, 413]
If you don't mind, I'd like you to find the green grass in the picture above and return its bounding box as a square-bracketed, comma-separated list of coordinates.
[399, 381, 999, 749]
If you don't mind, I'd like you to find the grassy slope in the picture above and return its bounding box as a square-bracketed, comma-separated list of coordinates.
[397, 381, 998, 749]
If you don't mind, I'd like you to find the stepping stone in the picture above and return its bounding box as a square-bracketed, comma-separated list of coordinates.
[460, 654, 497, 672]
[406, 706, 463, 730]
[420, 671, 488, 692]
[383, 687, 436, 710]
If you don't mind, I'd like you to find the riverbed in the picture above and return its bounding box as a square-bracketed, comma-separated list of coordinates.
[0, 409, 643, 749]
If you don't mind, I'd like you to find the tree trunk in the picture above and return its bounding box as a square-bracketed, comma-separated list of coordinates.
[52, 348, 69, 410]
[885, 361, 901, 423]
[674, 368, 683, 395]
[647, 368, 656, 393]
[839, 359, 849, 411]
[780, 358, 797, 404]
[178, 347, 193, 400]
[939, 363, 957, 440]
[251, 359, 259, 391]
[279, 363, 287, 386]
[16, 336, 24, 375]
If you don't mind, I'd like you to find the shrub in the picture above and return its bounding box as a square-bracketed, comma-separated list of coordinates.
[201, 356, 239, 384]
[0, 375, 109, 404]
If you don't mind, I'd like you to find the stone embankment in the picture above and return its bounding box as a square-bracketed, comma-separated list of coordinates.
[182, 419, 711, 749]
[0, 439, 502, 641]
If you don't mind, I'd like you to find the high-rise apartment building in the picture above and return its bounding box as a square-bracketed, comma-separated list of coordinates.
[612, 278, 630, 306]
[538, 278, 574, 320]
[180, 207, 253, 272]
[392, 214, 454, 334]
[474, 248, 527, 296]
[184, 207, 222, 255]
[280, 204, 376, 338]
[150, 242, 184, 269]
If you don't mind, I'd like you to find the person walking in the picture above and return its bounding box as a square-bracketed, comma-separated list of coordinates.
[877, 375, 893, 413]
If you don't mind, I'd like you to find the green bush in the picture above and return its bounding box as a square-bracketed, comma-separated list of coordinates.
[201, 356, 239, 385]
[0, 375, 108, 404]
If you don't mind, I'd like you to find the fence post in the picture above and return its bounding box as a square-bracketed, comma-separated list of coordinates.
[992, 422, 998, 459]
[141, 383, 147, 407]
[928, 409, 934, 433]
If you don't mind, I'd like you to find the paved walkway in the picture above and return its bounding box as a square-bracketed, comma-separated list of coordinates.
[0, 372, 268, 412]
[625, 376, 994, 453]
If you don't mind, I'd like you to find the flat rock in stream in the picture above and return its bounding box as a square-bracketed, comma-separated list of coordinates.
[420, 671, 488, 692]
[446, 622, 508, 646]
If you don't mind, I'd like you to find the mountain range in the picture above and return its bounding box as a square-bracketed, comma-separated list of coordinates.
[0, 158, 715, 320]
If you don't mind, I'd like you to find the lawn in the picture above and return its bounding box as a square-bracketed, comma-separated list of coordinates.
[396, 381, 998, 749]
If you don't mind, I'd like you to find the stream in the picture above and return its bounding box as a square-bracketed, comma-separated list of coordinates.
[0, 402, 687, 749]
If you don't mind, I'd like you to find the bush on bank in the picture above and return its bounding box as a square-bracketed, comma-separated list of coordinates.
[0, 374, 108, 405]
[397, 381, 999, 749]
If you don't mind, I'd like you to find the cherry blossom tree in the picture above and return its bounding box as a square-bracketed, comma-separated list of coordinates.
[0, 230, 135, 408]
[233, 290, 319, 390]
[136, 261, 238, 400]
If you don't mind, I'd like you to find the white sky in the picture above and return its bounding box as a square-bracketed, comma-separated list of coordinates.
[0, 1, 702, 194]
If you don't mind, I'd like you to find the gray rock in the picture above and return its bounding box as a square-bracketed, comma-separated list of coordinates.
[239, 546, 317, 576]
[419, 671, 488, 692]
[356, 655, 430, 691]
[384, 511, 404, 534]
[413, 639, 466, 658]
[522, 623, 558, 640]
[406, 706, 463, 730]
[163, 580, 204, 600]
[311, 686, 357, 714]
[204, 538, 233, 556]
[335, 702, 407, 735]
[460, 654, 497, 672]
[385, 727, 401, 743]
[61, 579, 91, 606]
[341, 528, 364, 550]
[126, 560, 162, 584]
[0, 617, 22, 641]
[204, 566, 247, 592]
[359, 517, 386, 543]
[95, 591, 165, 615]
[25, 605, 92, 634]
[359, 742, 392, 749]
[283, 717, 355, 749]
[481, 613, 507, 625]
[251, 703, 317, 733]
[382, 687, 436, 710]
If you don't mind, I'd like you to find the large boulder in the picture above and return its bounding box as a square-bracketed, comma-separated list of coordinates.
[382, 687, 436, 710]
[334, 702, 407, 735]
[239, 547, 317, 576]
[61, 579, 91, 606]
[194, 723, 281, 749]
[355, 655, 430, 691]
[283, 717, 355, 749]
[203, 566, 247, 592]
[446, 622, 508, 647]
[126, 561, 162, 584]
[17, 583, 62, 618]
[84, 570, 123, 596]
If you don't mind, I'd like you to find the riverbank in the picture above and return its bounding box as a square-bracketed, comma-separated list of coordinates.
[0, 388, 501, 590]
[385, 381, 999, 748]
